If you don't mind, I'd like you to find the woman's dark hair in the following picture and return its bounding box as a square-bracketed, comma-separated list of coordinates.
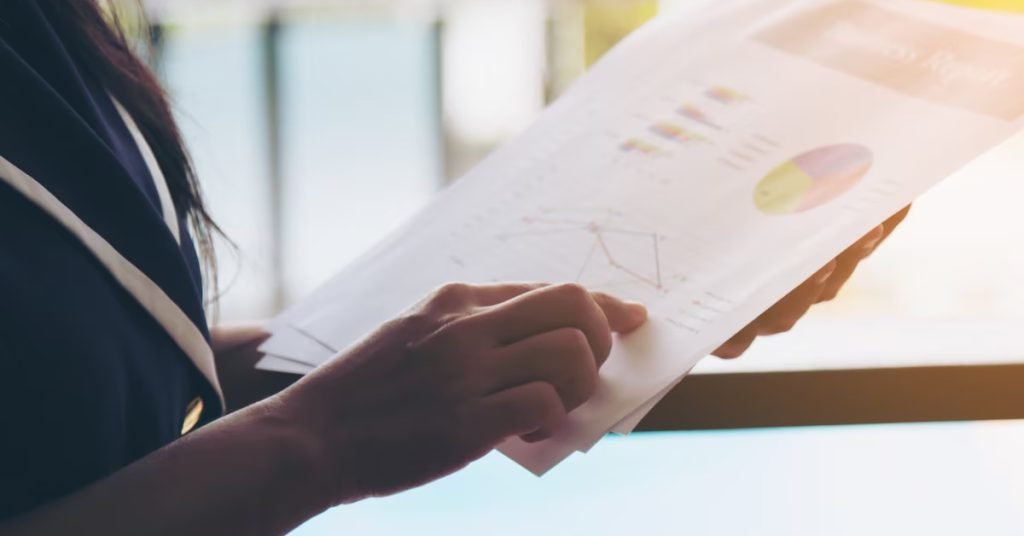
[41, 0, 223, 300]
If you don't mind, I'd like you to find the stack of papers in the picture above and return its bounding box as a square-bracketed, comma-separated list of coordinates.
[258, 0, 1024, 475]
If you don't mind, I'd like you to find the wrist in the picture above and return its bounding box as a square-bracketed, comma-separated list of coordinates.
[246, 396, 336, 518]
[256, 389, 363, 510]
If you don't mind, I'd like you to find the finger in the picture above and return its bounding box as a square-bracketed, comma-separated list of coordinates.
[424, 282, 548, 315]
[483, 328, 598, 412]
[713, 325, 758, 359]
[716, 261, 834, 357]
[465, 382, 566, 446]
[853, 225, 885, 255]
[821, 210, 908, 301]
[818, 227, 884, 302]
[754, 261, 834, 335]
[466, 283, 642, 366]
[465, 282, 549, 307]
[591, 292, 648, 334]
[881, 205, 911, 240]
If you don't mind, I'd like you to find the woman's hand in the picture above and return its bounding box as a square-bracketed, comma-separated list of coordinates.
[1, 282, 645, 536]
[275, 282, 647, 505]
[714, 206, 911, 358]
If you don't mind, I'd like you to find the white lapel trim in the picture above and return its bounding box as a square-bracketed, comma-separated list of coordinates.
[111, 98, 182, 245]
[0, 155, 224, 410]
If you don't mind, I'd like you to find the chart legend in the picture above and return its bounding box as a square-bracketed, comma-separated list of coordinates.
[705, 85, 750, 105]
[620, 137, 665, 155]
[648, 121, 705, 144]
[677, 104, 723, 130]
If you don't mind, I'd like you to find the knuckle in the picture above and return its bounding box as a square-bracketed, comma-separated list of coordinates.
[551, 329, 598, 375]
[391, 312, 441, 341]
[762, 317, 794, 335]
[532, 382, 564, 416]
[516, 282, 547, 294]
[430, 282, 474, 311]
[780, 315, 801, 331]
[819, 288, 840, 302]
[552, 282, 592, 305]
[556, 328, 591, 353]
[400, 313, 474, 352]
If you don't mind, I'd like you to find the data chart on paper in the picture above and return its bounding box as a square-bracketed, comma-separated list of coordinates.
[279, 0, 1024, 359]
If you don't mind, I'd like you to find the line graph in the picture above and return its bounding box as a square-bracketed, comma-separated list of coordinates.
[497, 210, 669, 291]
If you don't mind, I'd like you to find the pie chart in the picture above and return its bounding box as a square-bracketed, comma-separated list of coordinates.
[754, 144, 873, 214]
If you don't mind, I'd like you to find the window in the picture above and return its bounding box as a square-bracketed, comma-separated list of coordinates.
[148, 0, 1024, 373]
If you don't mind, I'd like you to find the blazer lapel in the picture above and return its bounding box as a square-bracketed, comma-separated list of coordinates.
[0, 40, 224, 409]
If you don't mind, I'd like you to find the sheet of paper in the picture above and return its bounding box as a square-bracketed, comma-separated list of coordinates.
[258, 326, 335, 366]
[610, 388, 671, 437]
[611, 372, 690, 436]
[260, 0, 1024, 474]
[571, 382, 677, 455]
[257, 355, 316, 375]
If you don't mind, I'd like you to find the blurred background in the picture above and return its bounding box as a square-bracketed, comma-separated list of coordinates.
[121, 2, 1024, 533]
[132, 0, 1024, 370]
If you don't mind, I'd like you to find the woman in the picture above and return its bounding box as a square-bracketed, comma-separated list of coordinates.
[0, 1, 900, 534]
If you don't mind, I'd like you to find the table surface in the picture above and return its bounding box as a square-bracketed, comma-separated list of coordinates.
[291, 420, 1024, 535]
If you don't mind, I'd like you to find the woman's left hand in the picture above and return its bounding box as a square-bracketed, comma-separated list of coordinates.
[713, 206, 910, 358]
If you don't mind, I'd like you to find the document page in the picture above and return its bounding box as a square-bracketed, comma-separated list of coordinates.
[258, 0, 1024, 475]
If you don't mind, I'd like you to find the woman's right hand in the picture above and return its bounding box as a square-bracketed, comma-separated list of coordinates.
[273, 282, 647, 507]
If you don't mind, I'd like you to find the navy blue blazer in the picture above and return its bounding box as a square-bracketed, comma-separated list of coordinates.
[0, 3, 223, 519]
